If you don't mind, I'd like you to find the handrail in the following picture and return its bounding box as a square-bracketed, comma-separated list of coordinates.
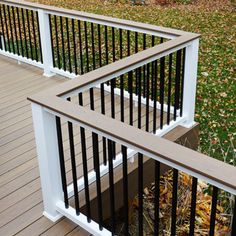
[1, 0, 199, 39]
[1, 0, 234, 233]
[28, 33, 198, 99]
[29, 94, 236, 196]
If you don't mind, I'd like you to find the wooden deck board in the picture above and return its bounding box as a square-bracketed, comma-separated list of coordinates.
[0, 55, 198, 236]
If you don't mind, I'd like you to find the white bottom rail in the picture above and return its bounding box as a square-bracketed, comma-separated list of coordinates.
[0, 49, 78, 79]
[56, 201, 111, 236]
[0, 49, 44, 69]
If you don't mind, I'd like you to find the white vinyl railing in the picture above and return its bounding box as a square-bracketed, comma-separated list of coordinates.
[0, 0, 209, 235]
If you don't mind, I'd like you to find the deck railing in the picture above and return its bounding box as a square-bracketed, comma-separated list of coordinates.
[1, 0, 235, 235]
[0, 0, 175, 78]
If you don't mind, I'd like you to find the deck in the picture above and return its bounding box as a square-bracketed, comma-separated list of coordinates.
[0, 55, 198, 236]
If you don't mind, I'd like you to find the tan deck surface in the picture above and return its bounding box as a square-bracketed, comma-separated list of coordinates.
[0, 56, 91, 236]
[0, 55, 191, 236]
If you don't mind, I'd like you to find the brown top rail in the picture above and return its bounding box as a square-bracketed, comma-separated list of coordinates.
[28, 94, 236, 195]
[29, 33, 199, 99]
[1, 0, 199, 38]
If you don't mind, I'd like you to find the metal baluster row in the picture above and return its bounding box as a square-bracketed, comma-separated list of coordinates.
[85, 48, 185, 136]
[0, 4, 42, 62]
[49, 16, 162, 75]
[55, 116, 236, 235]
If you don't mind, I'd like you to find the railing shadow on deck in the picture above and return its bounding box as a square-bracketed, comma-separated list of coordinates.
[0, 0, 235, 235]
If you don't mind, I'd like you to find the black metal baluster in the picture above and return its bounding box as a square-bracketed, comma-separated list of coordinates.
[21, 8, 29, 58]
[84, 21, 89, 72]
[111, 73, 116, 160]
[104, 25, 109, 65]
[0, 5, 7, 51]
[98, 24, 102, 67]
[16, 8, 23, 56]
[151, 36, 155, 100]
[12, 7, 19, 55]
[232, 196, 236, 236]
[78, 20, 83, 74]
[87, 24, 95, 113]
[189, 177, 198, 236]
[7, 5, 15, 54]
[171, 169, 178, 236]
[153, 59, 158, 133]
[174, 50, 181, 120]
[111, 27, 116, 136]
[26, 9, 33, 58]
[85, 22, 94, 110]
[60, 16, 66, 71]
[135, 32, 139, 95]
[55, 116, 69, 208]
[108, 140, 116, 235]
[167, 53, 172, 125]
[146, 63, 150, 132]
[54, 16, 60, 69]
[2, 5, 10, 52]
[160, 56, 165, 129]
[209, 186, 218, 236]
[143, 34, 146, 97]
[111, 78, 115, 119]
[180, 48, 186, 116]
[120, 74, 124, 122]
[49, 15, 55, 67]
[112, 27, 116, 62]
[36, 12, 43, 63]
[127, 30, 130, 57]
[122, 145, 129, 235]
[31, 11, 38, 61]
[90, 87, 95, 111]
[138, 67, 142, 129]
[79, 94, 91, 222]
[91, 23, 96, 69]
[67, 97, 80, 215]
[111, 27, 116, 113]
[92, 133, 103, 230]
[128, 71, 133, 126]
[119, 29, 123, 59]
[138, 153, 143, 236]
[119, 29, 125, 122]
[154, 161, 160, 236]
[72, 19, 78, 75]
[66, 18, 72, 73]
[102, 136, 107, 166]
[99, 25, 106, 165]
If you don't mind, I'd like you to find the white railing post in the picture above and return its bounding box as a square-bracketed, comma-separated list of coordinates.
[31, 103, 63, 222]
[37, 9, 55, 77]
[182, 38, 199, 128]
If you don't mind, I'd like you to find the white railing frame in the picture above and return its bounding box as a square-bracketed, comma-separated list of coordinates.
[182, 38, 199, 128]
[28, 38, 199, 235]
[43, 105, 236, 197]
[0, 1, 201, 234]
[0, 0, 182, 79]
[30, 99, 236, 236]
[37, 9, 55, 77]
[31, 103, 63, 222]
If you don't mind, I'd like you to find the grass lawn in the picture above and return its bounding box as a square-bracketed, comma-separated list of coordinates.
[30, 0, 236, 163]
